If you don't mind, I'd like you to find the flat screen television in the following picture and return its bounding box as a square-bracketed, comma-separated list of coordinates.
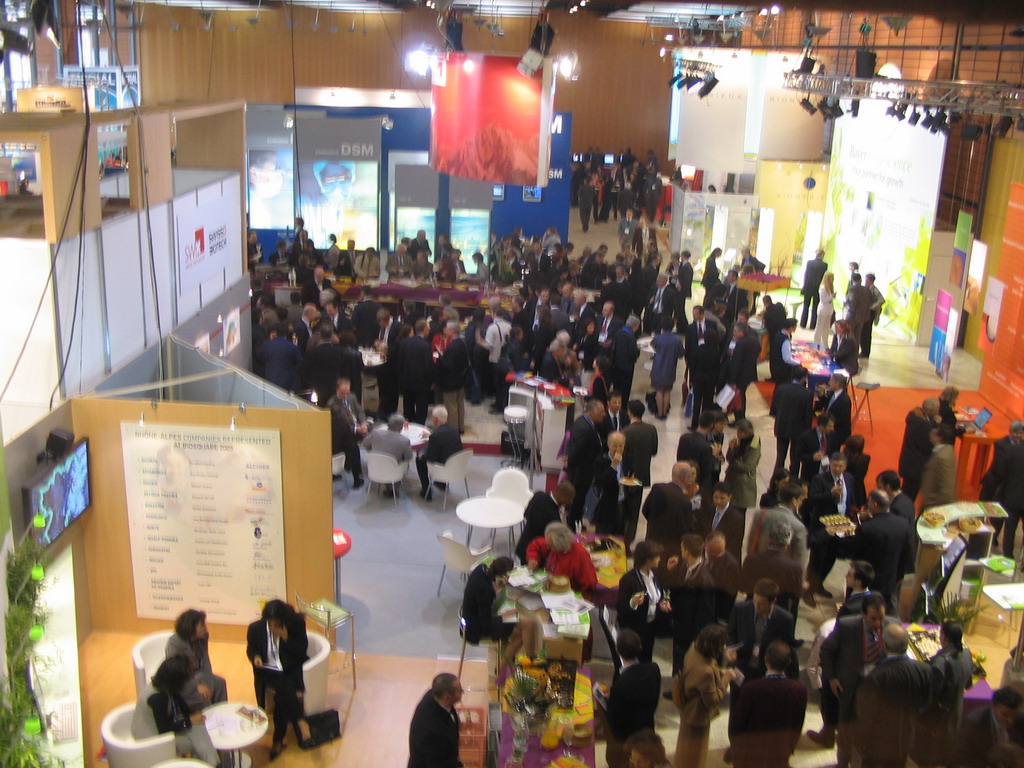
[603, 153, 616, 165]
[522, 186, 542, 203]
[23, 439, 91, 546]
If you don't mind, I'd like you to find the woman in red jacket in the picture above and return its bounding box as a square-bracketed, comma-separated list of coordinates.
[525, 522, 598, 598]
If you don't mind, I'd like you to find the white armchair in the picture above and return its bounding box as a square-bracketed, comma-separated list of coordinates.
[131, 630, 174, 699]
[101, 703, 177, 768]
[426, 449, 474, 513]
[302, 631, 331, 716]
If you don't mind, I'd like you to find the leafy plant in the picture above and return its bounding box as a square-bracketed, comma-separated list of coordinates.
[2, 536, 54, 768]
[929, 595, 982, 627]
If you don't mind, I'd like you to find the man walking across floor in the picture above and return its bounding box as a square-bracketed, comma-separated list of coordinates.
[436, 321, 469, 433]
[772, 366, 813, 472]
[408, 673, 463, 768]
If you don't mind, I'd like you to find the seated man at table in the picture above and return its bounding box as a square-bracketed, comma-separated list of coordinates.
[416, 405, 463, 501]
[363, 413, 413, 476]
[515, 482, 576, 563]
[525, 522, 598, 598]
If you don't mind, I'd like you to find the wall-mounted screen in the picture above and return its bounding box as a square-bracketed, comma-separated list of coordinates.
[603, 153, 616, 165]
[23, 439, 91, 547]
[247, 149, 295, 230]
[492, 184, 505, 201]
[523, 186, 543, 203]
[450, 210, 490, 269]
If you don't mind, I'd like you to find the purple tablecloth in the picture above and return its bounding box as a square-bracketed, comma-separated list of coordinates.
[332, 281, 490, 305]
[497, 667, 596, 768]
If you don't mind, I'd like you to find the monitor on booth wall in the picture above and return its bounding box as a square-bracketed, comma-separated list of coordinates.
[602, 153, 616, 165]
[22, 439, 91, 547]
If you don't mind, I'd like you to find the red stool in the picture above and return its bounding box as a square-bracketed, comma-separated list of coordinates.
[332, 528, 352, 603]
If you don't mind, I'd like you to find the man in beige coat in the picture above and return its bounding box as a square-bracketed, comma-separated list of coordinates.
[918, 423, 957, 512]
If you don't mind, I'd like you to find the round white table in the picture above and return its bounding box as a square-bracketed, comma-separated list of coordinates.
[456, 496, 525, 552]
[373, 422, 430, 450]
[202, 702, 268, 768]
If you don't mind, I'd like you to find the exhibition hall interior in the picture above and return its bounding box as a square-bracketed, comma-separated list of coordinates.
[3, 0, 1024, 767]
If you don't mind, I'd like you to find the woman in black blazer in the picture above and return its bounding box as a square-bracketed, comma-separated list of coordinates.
[616, 541, 671, 662]
[246, 599, 313, 758]
[462, 557, 515, 645]
[828, 320, 860, 375]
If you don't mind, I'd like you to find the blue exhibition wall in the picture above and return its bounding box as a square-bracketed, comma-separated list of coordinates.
[247, 105, 571, 257]
[491, 112, 573, 244]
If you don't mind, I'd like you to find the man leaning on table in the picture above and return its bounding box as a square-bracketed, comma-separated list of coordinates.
[408, 673, 464, 768]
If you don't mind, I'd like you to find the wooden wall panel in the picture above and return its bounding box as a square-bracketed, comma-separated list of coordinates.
[70, 397, 333, 643]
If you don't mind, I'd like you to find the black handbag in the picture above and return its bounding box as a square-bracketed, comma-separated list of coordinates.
[304, 709, 340, 747]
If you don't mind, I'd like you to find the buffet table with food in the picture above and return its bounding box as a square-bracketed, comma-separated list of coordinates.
[499, 660, 596, 768]
[791, 341, 847, 389]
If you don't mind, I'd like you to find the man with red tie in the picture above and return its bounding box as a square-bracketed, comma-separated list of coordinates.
[817, 594, 899, 768]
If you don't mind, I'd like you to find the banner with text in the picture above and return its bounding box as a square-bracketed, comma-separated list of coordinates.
[176, 195, 234, 296]
[430, 52, 552, 186]
[295, 116, 380, 250]
[979, 182, 1024, 418]
[121, 423, 286, 625]
[822, 98, 946, 341]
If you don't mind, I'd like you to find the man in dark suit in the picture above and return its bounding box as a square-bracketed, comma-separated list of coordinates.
[566, 399, 606, 527]
[729, 641, 807, 768]
[595, 301, 624, 353]
[854, 624, 932, 768]
[981, 420, 1024, 558]
[610, 316, 641, 402]
[622, 400, 658, 545]
[644, 274, 677, 334]
[837, 560, 876, 618]
[838, 490, 914, 612]
[956, 687, 1024, 768]
[739, 521, 803, 617]
[604, 391, 626, 435]
[722, 321, 760, 422]
[676, 410, 719, 493]
[602, 264, 632, 319]
[793, 412, 837, 483]
[817, 373, 852, 447]
[294, 303, 319, 357]
[407, 673, 463, 768]
[415, 405, 464, 501]
[800, 249, 828, 329]
[300, 265, 332, 307]
[643, 461, 699, 559]
[675, 250, 694, 332]
[806, 453, 856, 533]
[662, 533, 716, 675]
[845, 272, 872, 348]
[515, 483, 575, 562]
[350, 284, 382, 348]
[818, 594, 900, 768]
[685, 306, 722, 431]
[604, 629, 662, 767]
[699, 483, 745, 564]
[706, 530, 741, 623]
[397, 319, 433, 424]
[300, 323, 344, 405]
[772, 366, 814, 472]
[327, 377, 368, 488]
[898, 398, 940, 501]
[877, 471, 917, 532]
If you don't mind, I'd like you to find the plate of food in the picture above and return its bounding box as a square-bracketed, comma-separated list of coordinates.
[955, 516, 983, 534]
[922, 511, 946, 528]
[619, 476, 642, 487]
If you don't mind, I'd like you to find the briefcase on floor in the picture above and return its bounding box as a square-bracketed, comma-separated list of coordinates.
[305, 709, 340, 747]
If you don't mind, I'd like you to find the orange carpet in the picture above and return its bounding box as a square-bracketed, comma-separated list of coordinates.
[752, 381, 1013, 485]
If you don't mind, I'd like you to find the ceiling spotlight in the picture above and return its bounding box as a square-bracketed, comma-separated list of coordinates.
[885, 102, 898, 118]
[994, 115, 1013, 138]
[920, 109, 934, 130]
[769, 5, 781, 14]
[961, 125, 983, 141]
[405, 48, 431, 77]
[556, 51, 579, 80]
[816, 96, 829, 114]
[669, 72, 683, 88]
[800, 97, 817, 115]
[697, 72, 718, 98]
[850, 100, 860, 118]
[894, 102, 908, 121]
[908, 108, 921, 126]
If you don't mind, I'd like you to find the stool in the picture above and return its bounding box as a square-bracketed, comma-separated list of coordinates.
[332, 528, 352, 604]
[853, 382, 879, 435]
[503, 406, 528, 468]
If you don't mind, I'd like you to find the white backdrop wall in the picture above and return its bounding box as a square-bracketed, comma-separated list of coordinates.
[0, 171, 242, 444]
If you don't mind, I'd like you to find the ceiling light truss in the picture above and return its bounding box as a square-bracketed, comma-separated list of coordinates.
[784, 71, 1024, 120]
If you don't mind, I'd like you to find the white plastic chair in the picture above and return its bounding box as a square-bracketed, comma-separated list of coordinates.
[131, 630, 174, 699]
[301, 631, 332, 714]
[331, 452, 348, 489]
[485, 468, 533, 510]
[427, 449, 474, 513]
[101, 703, 177, 768]
[437, 530, 491, 596]
[366, 452, 408, 509]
